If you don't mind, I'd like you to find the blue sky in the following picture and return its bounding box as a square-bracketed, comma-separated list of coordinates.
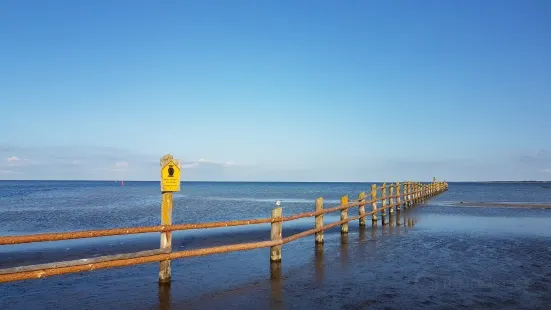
[1, 0, 550, 181]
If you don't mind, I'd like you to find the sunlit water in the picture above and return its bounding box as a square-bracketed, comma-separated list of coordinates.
[1, 181, 551, 309]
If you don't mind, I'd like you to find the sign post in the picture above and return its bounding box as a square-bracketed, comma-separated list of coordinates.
[159, 154, 180, 284]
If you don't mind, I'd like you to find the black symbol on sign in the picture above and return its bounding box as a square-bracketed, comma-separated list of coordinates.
[168, 165, 174, 177]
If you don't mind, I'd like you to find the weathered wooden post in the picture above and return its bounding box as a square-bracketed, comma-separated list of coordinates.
[159, 154, 181, 284]
[341, 195, 349, 234]
[389, 183, 395, 215]
[396, 182, 402, 211]
[371, 184, 377, 223]
[405, 182, 410, 208]
[315, 197, 324, 244]
[427, 184, 430, 198]
[381, 183, 387, 225]
[358, 192, 366, 226]
[270, 202, 282, 262]
[410, 182, 414, 205]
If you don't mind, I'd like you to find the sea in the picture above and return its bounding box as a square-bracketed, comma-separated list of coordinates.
[1, 181, 551, 310]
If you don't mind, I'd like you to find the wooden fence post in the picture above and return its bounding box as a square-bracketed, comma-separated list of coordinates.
[358, 192, 366, 226]
[371, 184, 377, 223]
[396, 182, 402, 211]
[341, 195, 349, 234]
[159, 154, 175, 284]
[404, 182, 408, 208]
[408, 182, 413, 207]
[270, 202, 282, 262]
[426, 184, 429, 199]
[315, 197, 324, 244]
[389, 183, 395, 214]
[381, 183, 387, 220]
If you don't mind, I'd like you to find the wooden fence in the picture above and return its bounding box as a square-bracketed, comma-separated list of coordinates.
[0, 173, 448, 284]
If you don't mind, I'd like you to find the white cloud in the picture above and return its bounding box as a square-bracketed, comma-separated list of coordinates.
[115, 161, 129, 168]
[181, 159, 237, 169]
[6, 156, 33, 167]
[7, 156, 20, 162]
[181, 162, 199, 169]
[542, 168, 551, 173]
[224, 161, 237, 167]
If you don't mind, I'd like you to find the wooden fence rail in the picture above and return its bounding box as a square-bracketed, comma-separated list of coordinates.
[0, 155, 448, 284]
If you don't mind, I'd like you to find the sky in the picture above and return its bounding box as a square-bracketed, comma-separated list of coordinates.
[1, 0, 550, 182]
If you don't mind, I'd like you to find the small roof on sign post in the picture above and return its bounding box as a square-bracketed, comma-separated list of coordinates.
[160, 157, 181, 192]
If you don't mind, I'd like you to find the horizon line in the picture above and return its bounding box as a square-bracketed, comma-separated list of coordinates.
[0, 179, 547, 183]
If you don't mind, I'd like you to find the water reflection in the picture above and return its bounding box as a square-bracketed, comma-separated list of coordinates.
[270, 262, 283, 310]
[158, 283, 171, 310]
[382, 219, 389, 237]
[315, 243, 324, 283]
[396, 209, 402, 226]
[358, 225, 367, 257]
[359, 225, 366, 243]
[389, 213, 396, 236]
[340, 233, 349, 271]
[369, 224, 378, 254]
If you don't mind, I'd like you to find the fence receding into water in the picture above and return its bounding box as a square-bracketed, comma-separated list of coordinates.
[0, 181, 447, 284]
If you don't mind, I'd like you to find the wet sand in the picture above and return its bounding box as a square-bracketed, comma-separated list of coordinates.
[449, 202, 551, 209]
[3, 207, 551, 310]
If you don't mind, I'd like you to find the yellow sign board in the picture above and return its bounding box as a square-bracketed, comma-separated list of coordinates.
[161, 159, 181, 192]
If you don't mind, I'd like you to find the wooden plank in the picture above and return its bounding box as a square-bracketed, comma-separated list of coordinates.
[0, 249, 170, 275]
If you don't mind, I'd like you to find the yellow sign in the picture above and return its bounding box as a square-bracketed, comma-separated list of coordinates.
[161, 160, 181, 192]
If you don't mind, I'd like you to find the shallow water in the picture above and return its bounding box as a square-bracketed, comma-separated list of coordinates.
[1, 181, 551, 309]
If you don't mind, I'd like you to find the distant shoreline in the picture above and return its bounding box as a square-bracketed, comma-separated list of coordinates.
[450, 202, 551, 209]
[0, 180, 549, 184]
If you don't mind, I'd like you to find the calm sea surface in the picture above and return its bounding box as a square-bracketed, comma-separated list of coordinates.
[1, 181, 551, 309]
